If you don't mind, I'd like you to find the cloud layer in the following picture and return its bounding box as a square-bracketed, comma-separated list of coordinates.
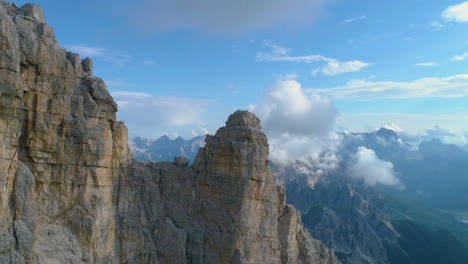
[312, 74, 468, 99]
[257, 41, 370, 76]
[129, 0, 329, 35]
[350, 147, 401, 187]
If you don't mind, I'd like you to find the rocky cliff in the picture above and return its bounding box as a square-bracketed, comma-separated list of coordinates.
[0, 1, 338, 263]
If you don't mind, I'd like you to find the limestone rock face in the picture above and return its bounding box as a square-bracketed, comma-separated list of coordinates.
[0, 1, 339, 263]
[118, 110, 339, 263]
[0, 1, 130, 263]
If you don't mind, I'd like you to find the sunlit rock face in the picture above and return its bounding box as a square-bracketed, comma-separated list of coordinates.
[0, 1, 338, 263]
[0, 1, 130, 263]
[120, 110, 339, 263]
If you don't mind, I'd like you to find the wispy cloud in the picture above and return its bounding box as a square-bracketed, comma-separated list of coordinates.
[452, 53, 468, 61]
[415, 62, 437, 67]
[429, 21, 443, 31]
[442, 1, 468, 22]
[310, 74, 468, 99]
[143, 60, 155, 66]
[112, 91, 212, 137]
[105, 78, 135, 88]
[342, 15, 367, 24]
[256, 41, 370, 76]
[276, 73, 300, 80]
[64, 45, 131, 66]
[429, 20, 444, 31]
[312, 60, 370, 76]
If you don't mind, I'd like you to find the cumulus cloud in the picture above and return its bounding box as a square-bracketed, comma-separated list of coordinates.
[112, 91, 211, 138]
[251, 80, 337, 137]
[350, 147, 402, 187]
[442, 1, 468, 22]
[311, 74, 468, 99]
[128, 0, 330, 35]
[64, 45, 131, 66]
[257, 41, 370, 76]
[250, 80, 340, 180]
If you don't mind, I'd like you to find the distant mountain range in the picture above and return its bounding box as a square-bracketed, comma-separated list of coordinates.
[130, 135, 205, 163]
[281, 128, 468, 264]
[130, 129, 468, 264]
[338, 128, 468, 211]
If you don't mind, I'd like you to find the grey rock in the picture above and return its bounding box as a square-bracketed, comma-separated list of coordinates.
[18, 3, 45, 23]
[82, 57, 93, 75]
[225, 109, 262, 130]
[233, 248, 250, 264]
[173, 156, 190, 166]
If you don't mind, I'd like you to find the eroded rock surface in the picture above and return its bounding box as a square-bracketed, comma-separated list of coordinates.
[0, 1, 339, 263]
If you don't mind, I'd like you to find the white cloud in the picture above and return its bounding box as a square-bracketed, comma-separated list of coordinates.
[311, 74, 468, 99]
[65, 45, 131, 66]
[257, 41, 370, 76]
[317, 60, 370, 76]
[128, 0, 330, 35]
[112, 91, 211, 138]
[252, 80, 338, 137]
[350, 147, 402, 187]
[442, 1, 468, 22]
[342, 15, 367, 24]
[414, 62, 437, 67]
[452, 53, 468, 61]
[250, 80, 340, 174]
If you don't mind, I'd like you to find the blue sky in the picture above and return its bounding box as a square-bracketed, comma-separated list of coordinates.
[10, 0, 468, 145]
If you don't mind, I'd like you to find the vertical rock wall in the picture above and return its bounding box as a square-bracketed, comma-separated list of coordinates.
[0, 1, 131, 263]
